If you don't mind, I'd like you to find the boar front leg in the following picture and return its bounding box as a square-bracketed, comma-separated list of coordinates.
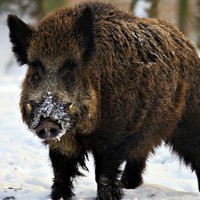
[93, 148, 125, 200]
[49, 149, 85, 200]
[121, 157, 147, 189]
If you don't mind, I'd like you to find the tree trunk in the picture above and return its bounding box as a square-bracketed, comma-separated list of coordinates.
[130, 0, 138, 12]
[179, 0, 189, 35]
[147, 0, 159, 18]
[196, 0, 200, 48]
[42, 0, 67, 14]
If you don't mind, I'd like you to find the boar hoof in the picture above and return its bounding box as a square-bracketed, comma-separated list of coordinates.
[97, 179, 122, 200]
[51, 185, 74, 200]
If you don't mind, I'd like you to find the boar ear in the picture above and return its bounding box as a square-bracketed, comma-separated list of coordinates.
[7, 15, 33, 65]
[73, 6, 95, 62]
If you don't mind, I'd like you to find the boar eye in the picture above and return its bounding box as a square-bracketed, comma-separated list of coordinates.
[62, 60, 77, 71]
[29, 60, 45, 74]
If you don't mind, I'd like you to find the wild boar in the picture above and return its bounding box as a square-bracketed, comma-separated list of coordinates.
[7, 2, 200, 200]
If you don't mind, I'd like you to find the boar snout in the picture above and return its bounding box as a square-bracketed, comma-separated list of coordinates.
[29, 92, 71, 140]
[35, 120, 60, 140]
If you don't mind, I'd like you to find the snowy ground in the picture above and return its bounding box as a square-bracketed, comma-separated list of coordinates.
[1, 10, 200, 200]
[1, 75, 200, 200]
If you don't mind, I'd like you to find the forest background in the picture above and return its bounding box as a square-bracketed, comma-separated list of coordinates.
[0, 0, 199, 49]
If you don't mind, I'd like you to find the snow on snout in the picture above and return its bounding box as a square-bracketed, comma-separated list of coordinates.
[31, 91, 71, 140]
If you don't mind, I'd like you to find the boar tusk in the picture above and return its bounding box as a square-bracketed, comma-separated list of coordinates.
[69, 103, 73, 110]
[26, 103, 32, 112]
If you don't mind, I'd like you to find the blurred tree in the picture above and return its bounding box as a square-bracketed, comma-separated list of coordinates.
[178, 0, 189, 35]
[147, 0, 159, 18]
[42, 0, 66, 15]
[0, 0, 31, 16]
[130, 0, 138, 12]
[31, 0, 67, 19]
[197, 0, 200, 48]
[130, 0, 159, 18]
[0, 0, 67, 19]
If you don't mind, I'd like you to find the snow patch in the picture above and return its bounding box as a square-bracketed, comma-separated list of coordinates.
[134, 1, 151, 18]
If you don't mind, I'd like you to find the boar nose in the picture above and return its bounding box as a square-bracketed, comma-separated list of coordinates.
[35, 121, 60, 140]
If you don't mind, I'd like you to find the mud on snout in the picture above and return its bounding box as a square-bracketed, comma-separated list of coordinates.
[30, 92, 71, 140]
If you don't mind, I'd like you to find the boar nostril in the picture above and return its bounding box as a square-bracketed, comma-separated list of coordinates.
[50, 128, 59, 135]
[39, 129, 45, 135]
[36, 128, 48, 139]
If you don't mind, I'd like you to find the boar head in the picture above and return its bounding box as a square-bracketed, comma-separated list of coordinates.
[7, 7, 100, 140]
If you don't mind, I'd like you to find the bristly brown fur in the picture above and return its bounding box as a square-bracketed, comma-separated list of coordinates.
[8, 2, 200, 200]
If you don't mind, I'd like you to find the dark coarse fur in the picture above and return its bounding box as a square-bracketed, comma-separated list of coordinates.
[7, 2, 200, 200]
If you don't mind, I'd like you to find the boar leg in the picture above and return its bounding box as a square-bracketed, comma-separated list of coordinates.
[49, 149, 85, 200]
[93, 150, 124, 200]
[167, 118, 200, 192]
[121, 157, 147, 189]
[196, 171, 200, 191]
